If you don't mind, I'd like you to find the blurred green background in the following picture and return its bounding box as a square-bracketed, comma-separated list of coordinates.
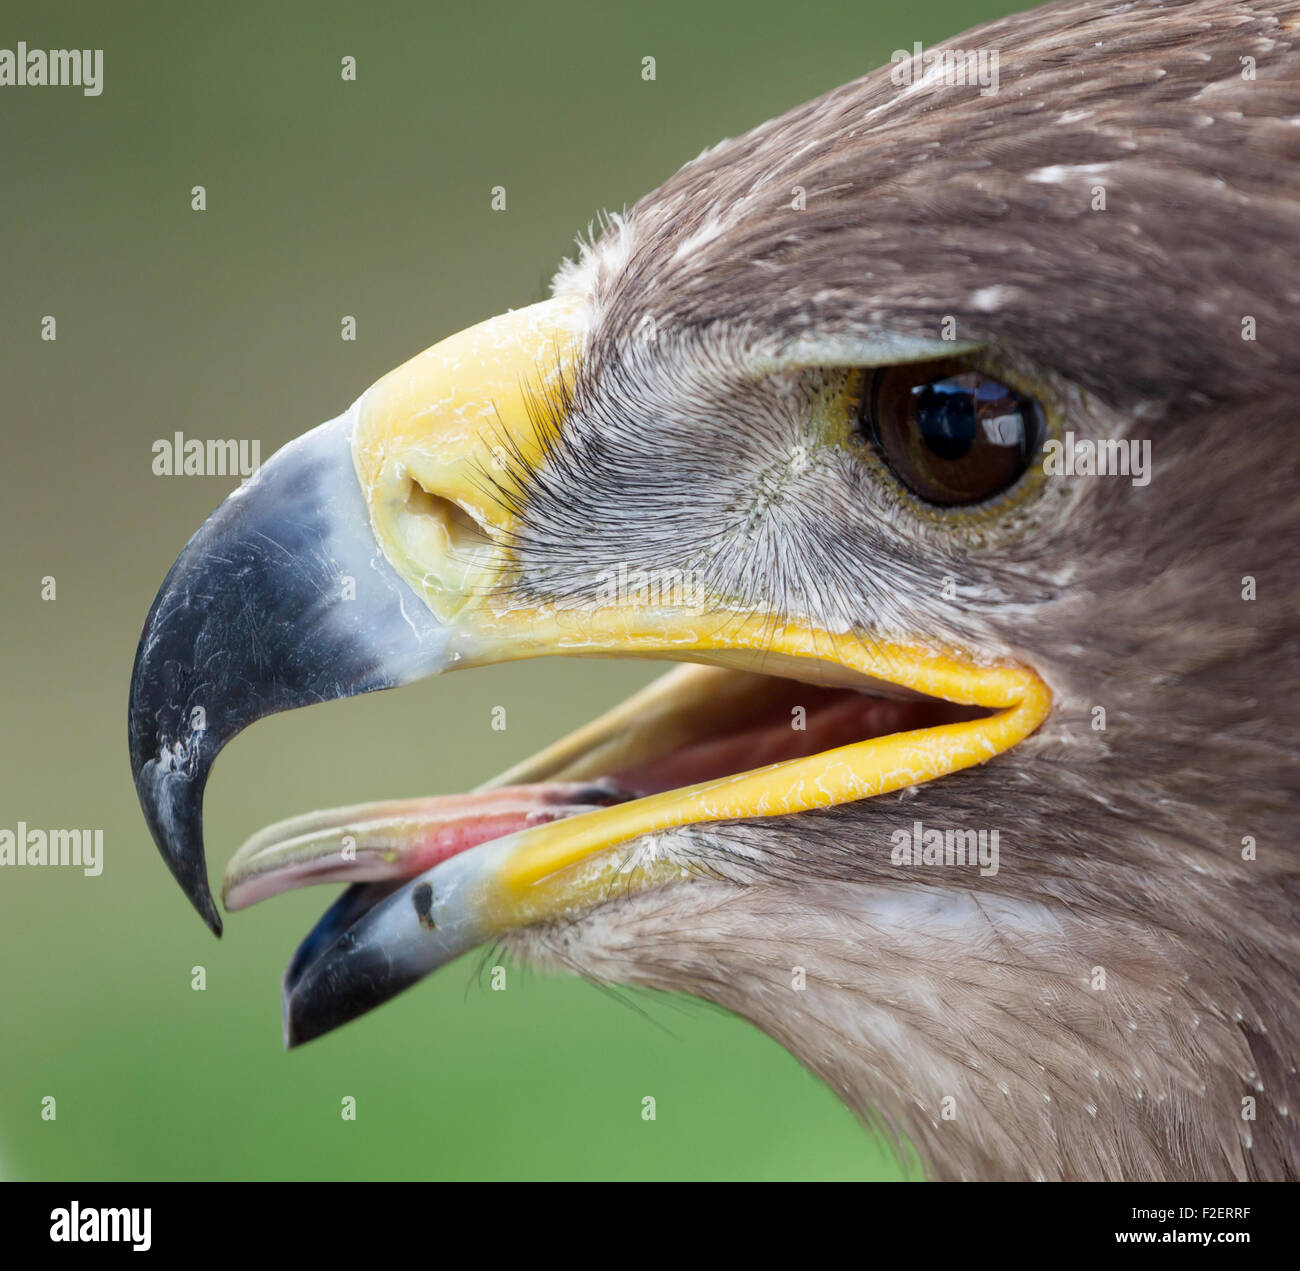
[1, 0, 1015, 1180]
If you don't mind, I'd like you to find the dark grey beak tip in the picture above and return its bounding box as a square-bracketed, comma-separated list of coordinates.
[282, 937, 416, 1050]
[182, 874, 223, 937]
[190, 889, 224, 937]
[128, 723, 223, 937]
[280, 882, 427, 1048]
[126, 413, 448, 938]
[283, 1008, 318, 1050]
[165, 836, 224, 938]
[141, 819, 224, 936]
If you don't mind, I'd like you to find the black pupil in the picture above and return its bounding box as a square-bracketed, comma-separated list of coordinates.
[912, 380, 980, 461]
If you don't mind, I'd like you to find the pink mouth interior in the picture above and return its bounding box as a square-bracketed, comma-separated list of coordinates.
[616, 681, 986, 796]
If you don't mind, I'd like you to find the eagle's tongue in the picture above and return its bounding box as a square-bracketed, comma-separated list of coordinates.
[221, 780, 633, 911]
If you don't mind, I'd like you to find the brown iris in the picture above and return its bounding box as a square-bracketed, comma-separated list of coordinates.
[859, 362, 1042, 506]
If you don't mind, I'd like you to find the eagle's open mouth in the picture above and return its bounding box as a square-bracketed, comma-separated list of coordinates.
[221, 664, 992, 911]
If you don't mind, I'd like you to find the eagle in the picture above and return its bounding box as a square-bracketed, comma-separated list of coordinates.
[128, 0, 1300, 1181]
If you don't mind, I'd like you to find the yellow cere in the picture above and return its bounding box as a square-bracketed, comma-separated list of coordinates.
[350, 295, 586, 621]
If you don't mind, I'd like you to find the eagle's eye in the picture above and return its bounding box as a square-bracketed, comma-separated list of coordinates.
[860, 362, 1042, 507]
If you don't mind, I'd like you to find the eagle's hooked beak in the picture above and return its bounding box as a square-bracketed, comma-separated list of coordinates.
[127, 299, 585, 936]
[128, 295, 1051, 1045]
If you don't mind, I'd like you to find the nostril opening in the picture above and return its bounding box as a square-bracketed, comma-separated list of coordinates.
[405, 479, 490, 552]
